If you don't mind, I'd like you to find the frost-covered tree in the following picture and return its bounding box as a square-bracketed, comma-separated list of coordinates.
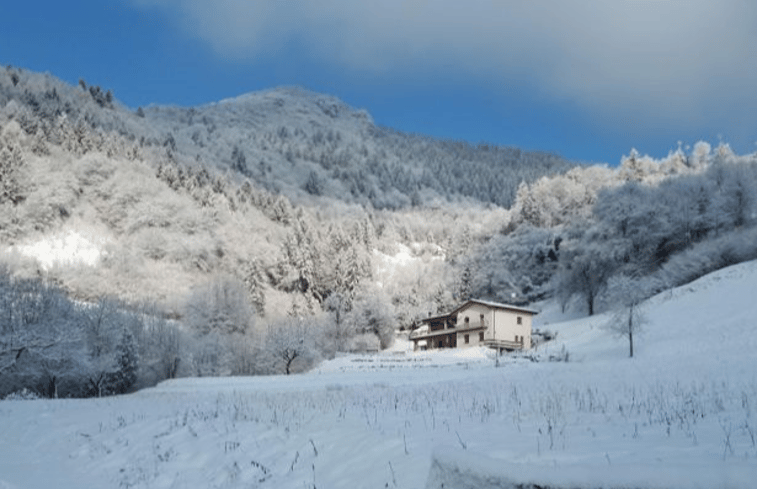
[347, 291, 395, 349]
[456, 264, 473, 302]
[304, 170, 323, 196]
[0, 268, 82, 387]
[231, 145, 248, 175]
[513, 166, 617, 227]
[136, 309, 184, 384]
[322, 292, 354, 352]
[240, 259, 266, 316]
[185, 275, 254, 336]
[0, 136, 26, 205]
[471, 225, 561, 303]
[189, 332, 230, 377]
[109, 327, 138, 394]
[710, 161, 755, 231]
[81, 297, 130, 397]
[555, 245, 617, 316]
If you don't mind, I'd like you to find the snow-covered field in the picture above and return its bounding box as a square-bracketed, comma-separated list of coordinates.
[2, 262, 757, 488]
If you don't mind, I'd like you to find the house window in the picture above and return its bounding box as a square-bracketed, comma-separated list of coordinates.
[517, 316, 522, 325]
[464, 316, 470, 324]
[438, 340, 444, 348]
[464, 334, 470, 344]
[479, 332, 484, 342]
[480, 314, 484, 325]
[515, 335, 519, 342]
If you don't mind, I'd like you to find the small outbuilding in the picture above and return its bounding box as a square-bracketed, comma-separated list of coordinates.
[410, 299, 538, 353]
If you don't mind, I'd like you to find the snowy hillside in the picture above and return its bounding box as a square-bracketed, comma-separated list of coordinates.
[1, 67, 576, 211]
[2, 260, 757, 488]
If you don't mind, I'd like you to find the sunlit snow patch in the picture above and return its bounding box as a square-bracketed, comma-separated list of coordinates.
[14, 230, 109, 270]
[373, 242, 445, 288]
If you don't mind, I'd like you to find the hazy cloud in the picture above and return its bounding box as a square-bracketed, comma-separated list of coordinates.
[133, 0, 757, 129]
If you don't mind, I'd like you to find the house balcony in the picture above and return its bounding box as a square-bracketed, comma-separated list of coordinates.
[454, 320, 487, 333]
[410, 328, 458, 340]
[410, 320, 488, 340]
[409, 328, 427, 339]
[483, 339, 526, 351]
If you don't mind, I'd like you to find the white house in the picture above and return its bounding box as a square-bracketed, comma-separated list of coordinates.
[410, 299, 538, 353]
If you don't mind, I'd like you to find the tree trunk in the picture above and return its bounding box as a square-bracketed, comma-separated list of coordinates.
[285, 352, 298, 375]
[628, 304, 634, 358]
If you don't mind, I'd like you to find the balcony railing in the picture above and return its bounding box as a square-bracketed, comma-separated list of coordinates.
[409, 328, 427, 339]
[454, 320, 488, 332]
[410, 321, 488, 341]
[483, 339, 525, 351]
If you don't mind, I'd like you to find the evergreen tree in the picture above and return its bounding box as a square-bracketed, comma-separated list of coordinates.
[457, 265, 473, 301]
[231, 145, 249, 175]
[109, 328, 138, 394]
[241, 259, 266, 316]
[0, 141, 25, 205]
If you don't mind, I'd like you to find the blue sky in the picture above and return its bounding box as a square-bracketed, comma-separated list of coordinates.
[3, 1, 757, 165]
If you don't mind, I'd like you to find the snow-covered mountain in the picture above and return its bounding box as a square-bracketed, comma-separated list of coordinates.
[1, 67, 576, 210]
[2, 260, 755, 488]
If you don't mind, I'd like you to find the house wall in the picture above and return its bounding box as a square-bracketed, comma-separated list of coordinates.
[456, 329, 485, 347]
[426, 333, 456, 350]
[455, 303, 533, 349]
[455, 303, 492, 348]
[492, 308, 532, 348]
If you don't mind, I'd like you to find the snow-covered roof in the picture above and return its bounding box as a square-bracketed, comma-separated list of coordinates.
[457, 299, 539, 315]
[421, 299, 539, 323]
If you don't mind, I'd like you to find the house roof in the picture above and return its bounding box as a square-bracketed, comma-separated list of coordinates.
[420, 312, 455, 323]
[420, 299, 538, 325]
[454, 299, 539, 316]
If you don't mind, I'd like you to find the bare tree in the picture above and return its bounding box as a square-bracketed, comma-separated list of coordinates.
[605, 275, 649, 358]
[265, 317, 315, 375]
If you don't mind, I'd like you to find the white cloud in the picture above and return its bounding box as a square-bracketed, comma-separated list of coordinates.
[133, 0, 757, 128]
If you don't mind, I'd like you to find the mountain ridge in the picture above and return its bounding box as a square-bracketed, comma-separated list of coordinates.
[1, 64, 578, 210]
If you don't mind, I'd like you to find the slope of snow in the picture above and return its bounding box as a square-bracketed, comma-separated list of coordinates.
[2, 261, 757, 488]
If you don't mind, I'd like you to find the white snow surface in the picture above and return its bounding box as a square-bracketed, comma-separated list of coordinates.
[2, 261, 757, 488]
[373, 242, 445, 289]
[11, 229, 109, 270]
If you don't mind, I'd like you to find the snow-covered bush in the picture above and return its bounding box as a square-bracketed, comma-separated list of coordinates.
[2, 388, 41, 400]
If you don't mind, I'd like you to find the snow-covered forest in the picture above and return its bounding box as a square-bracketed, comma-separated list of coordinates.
[2, 65, 757, 400]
